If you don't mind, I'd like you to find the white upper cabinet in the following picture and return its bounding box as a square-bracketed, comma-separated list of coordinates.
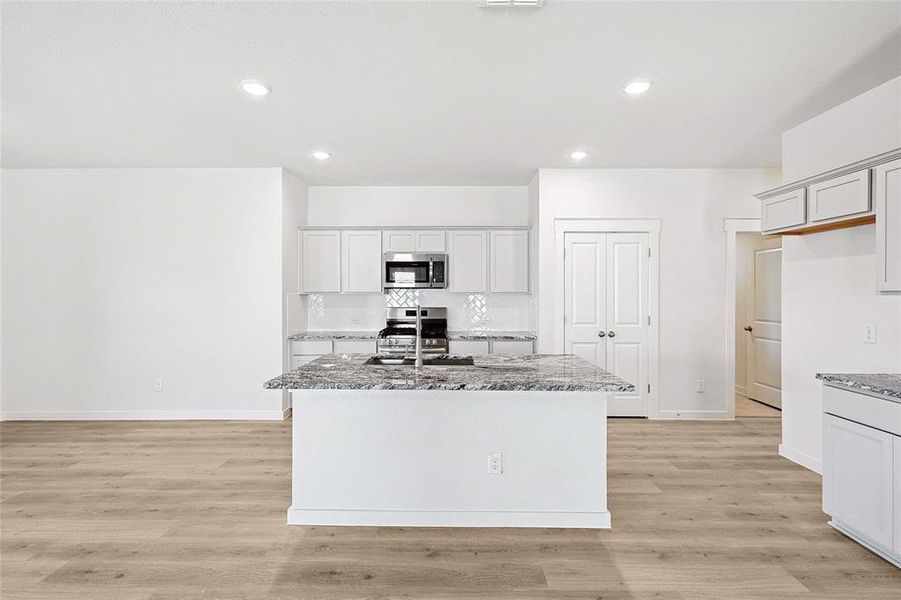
[300, 230, 341, 293]
[382, 231, 416, 253]
[382, 230, 446, 253]
[447, 230, 488, 292]
[875, 157, 901, 293]
[415, 230, 446, 252]
[808, 168, 872, 223]
[341, 230, 382, 293]
[761, 189, 807, 233]
[489, 230, 529, 293]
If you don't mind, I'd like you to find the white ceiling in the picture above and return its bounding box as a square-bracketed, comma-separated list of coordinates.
[3, 1, 900, 185]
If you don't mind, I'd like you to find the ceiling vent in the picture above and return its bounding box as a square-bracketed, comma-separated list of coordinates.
[483, 0, 545, 7]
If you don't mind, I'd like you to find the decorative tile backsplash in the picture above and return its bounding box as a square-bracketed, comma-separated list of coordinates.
[291, 290, 534, 333]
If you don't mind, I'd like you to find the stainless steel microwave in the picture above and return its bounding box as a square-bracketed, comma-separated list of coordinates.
[383, 253, 447, 289]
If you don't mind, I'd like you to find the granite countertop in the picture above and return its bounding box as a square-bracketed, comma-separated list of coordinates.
[289, 330, 537, 341]
[816, 373, 901, 402]
[265, 353, 633, 392]
[288, 331, 380, 341]
[447, 330, 536, 341]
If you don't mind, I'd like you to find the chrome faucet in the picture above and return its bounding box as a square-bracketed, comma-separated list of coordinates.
[414, 304, 423, 368]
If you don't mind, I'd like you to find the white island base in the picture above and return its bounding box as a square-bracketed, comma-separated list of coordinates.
[288, 389, 610, 529]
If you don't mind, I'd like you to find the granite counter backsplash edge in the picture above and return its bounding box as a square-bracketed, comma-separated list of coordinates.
[289, 330, 537, 341]
[817, 373, 901, 401]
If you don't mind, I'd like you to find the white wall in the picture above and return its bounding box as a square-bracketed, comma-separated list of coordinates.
[537, 168, 781, 418]
[779, 77, 901, 472]
[782, 76, 901, 183]
[1, 168, 298, 419]
[281, 171, 309, 411]
[307, 186, 529, 226]
[781, 226, 901, 472]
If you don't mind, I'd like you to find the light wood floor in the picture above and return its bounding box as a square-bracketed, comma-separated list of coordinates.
[735, 394, 782, 418]
[2, 418, 899, 599]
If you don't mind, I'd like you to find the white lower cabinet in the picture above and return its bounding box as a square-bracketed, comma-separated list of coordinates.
[448, 339, 534, 354]
[490, 340, 534, 354]
[333, 340, 377, 354]
[291, 355, 320, 369]
[895, 436, 901, 554]
[823, 413, 895, 551]
[290, 340, 334, 370]
[448, 340, 490, 355]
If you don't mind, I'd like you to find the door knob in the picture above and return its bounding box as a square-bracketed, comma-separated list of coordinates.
[744, 325, 753, 332]
[597, 331, 606, 338]
[607, 330, 616, 338]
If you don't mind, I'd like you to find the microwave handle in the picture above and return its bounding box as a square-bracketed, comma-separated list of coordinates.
[428, 260, 434, 285]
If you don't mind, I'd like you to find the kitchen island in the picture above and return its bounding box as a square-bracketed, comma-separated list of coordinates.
[265, 353, 633, 528]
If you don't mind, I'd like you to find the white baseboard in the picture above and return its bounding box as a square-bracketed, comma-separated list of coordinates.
[654, 410, 730, 420]
[0, 410, 286, 421]
[778, 443, 823, 474]
[287, 507, 611, 529]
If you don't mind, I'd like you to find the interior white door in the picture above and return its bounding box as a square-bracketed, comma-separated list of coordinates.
[605, 233, 649, 416]
[563, 233, 606, 368]
[745, 236, 782, 408]
[564, 232, 649, 417]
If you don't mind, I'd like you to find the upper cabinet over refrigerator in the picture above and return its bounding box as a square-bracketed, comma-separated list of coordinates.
[875, 157, 901, 293]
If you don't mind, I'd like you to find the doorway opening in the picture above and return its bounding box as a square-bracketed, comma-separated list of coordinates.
[734, 231, 782, 418]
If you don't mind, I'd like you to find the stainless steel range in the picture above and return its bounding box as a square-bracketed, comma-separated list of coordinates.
[377, 307, 448, 355]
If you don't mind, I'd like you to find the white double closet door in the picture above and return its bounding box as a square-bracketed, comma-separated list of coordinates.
[564, 232, 650, 417]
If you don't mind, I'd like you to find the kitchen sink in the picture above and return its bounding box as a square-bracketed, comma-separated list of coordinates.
[364, 355, 475, 367]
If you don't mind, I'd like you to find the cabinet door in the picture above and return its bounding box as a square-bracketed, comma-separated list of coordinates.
[333, 340, 377, 354]
[808, 168, 871, 223]
[341, 230, 382, 293]
[489, 230, 529, 293]
[447, 231, 488, 292]
[875, 158, 901, 292]
[383, 231, 416, 253]
[761, 189, 807, 232]
[823, 414, 894, 551]
[291, 340, 333, 356]
[895, 436, 901, 554]
[416, 230, 446, 252]
[290, 355, 320, 369]
[448, 340, 490, 355]
[491, 340, 534, 354]
[300, 231, 341, 293]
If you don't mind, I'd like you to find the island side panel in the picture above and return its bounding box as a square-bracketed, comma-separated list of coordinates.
[288, 389, 609, 528]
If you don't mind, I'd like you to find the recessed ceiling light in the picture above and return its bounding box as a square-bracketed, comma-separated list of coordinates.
[570, 151, 589, 160]
[312, 150, 331, 161]
[240, 79, 271, 97]
[622, 78, 653, 96]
